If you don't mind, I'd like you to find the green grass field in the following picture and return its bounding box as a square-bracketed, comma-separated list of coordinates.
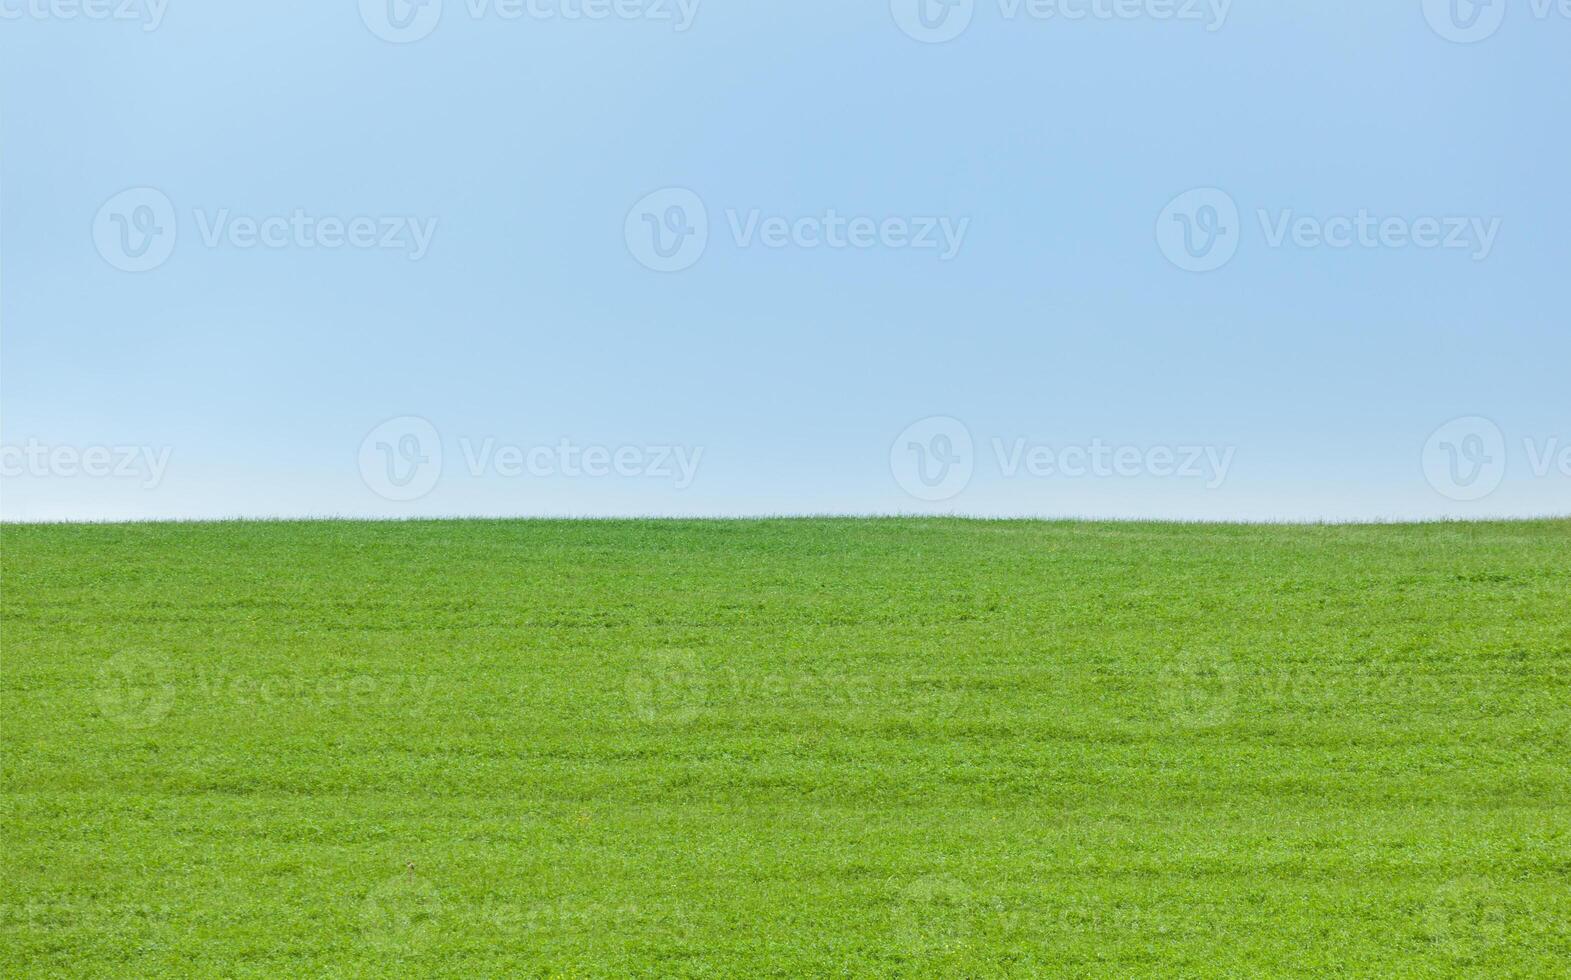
[2, 518, 1568, 976]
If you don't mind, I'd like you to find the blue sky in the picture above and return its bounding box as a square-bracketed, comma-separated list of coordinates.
[2, 0, 1567, 521]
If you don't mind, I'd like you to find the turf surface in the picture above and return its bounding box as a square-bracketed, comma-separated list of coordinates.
[2, 518, 1569, 976]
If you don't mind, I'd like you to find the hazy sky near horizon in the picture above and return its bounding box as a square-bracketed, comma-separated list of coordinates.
[2, 0, 1567, 521]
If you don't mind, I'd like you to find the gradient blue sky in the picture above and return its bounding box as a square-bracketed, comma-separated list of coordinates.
[2, 0, 1567, 521]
